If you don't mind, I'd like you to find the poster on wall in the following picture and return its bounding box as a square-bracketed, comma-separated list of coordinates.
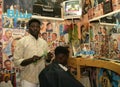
[3, 0, 35, 13]
[0, 0, 2, 67]
[79, 67, 120, 87]
[40, 20, 67, 52]
[89, 24, 110, 58]
[82, 0, 92, 15]
[1, 28, 26, 87]
[2, 16, 30, 29]
[109, 34, 120, 60]
[98, 68, 120, 87]
[2, 0, 33, 29]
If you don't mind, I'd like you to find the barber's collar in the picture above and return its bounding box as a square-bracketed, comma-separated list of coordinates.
[58, 64, 68, 71]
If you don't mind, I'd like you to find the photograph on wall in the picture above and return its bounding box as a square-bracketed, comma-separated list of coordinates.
[82, 0, 92, 15]
[2, 28, 26, 62]
[40, 20, 68, 52]
[80, 67, 98, 87]
[2, 15, 31, 29]
[3, 0, 32, 29]
[3, 0, 35, 13]
[0, 28, 26, 87]
[109, 34, 120, 60]
[71, 39, 81, 56]
[80, 23, 89, 44]
[98, 68, 112, 87]
[0, 0, 2, 29]
[90, 24, 111, 58]
[98, 68, 120, 87]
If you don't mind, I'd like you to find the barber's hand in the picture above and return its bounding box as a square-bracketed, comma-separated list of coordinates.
[46, 52, 53, 62]
[21, 55, 42, 66]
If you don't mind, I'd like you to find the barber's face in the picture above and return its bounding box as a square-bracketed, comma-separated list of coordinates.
[29, 22, 40, 39]
[56, 53, 69, 66]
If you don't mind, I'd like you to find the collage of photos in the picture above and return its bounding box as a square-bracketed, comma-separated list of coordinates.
[0, 20, 70, 87]
[40, 20, 69, 53]
[0, 1, 32, 86]
[89, 23, 120, 61]
[0, 0, 119, 87]
[0, 28, 26, 87]
[80, 67, 120, 87]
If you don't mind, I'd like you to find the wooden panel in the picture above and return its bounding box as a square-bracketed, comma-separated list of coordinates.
[76, 58, 120, 75]
[68, 58, 120, 80]
[68, 58, 77, 68]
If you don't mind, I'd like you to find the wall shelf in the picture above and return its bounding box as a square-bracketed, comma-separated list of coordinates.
[32, 15, 64, 21]
[89, 9, 120, 22]
[99, 22, 117, 26]
[64, 15, 81, 20]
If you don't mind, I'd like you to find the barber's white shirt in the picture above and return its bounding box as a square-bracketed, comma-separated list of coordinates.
[0, 80, 13, 87]
[14, 35, 48, 84]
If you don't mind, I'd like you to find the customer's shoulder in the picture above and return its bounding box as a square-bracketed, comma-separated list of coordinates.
[43, 63, 62, 73]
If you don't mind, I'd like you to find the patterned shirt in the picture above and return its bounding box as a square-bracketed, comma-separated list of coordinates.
[13, 35, 48, 84]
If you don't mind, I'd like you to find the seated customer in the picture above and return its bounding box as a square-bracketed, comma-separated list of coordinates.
[39, 46, 84, 87]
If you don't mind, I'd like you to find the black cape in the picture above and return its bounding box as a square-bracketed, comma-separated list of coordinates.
[39, 61, 84, 87]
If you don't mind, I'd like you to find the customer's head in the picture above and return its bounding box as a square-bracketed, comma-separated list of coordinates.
[28, 19, 41, 39]
[54, 46, 69, 66]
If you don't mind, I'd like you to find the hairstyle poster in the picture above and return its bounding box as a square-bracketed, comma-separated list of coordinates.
[40, 20, 68, 52]
[98, 68, 120, 87]
[109, 34, 120, 60]
[0, 28, 26, 87]
[82, 0, 92, 15]
[80, 67, 98, 87]
[89, 24, 110, 58]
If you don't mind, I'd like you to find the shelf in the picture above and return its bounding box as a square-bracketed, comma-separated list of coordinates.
[32, 15, 64, 21]
[77, 58, 120, 75]
[64, 15, 81, 20]
[89, 9, 120, 22]
[99, 23, 117, 26]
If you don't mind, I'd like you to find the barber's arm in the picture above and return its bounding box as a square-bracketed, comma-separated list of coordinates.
[20, 55, 42, 66]
[13, 41, 41, 67]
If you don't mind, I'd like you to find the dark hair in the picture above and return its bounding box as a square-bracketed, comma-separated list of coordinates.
[42, 32, 47, 36]
[52, 33, 57, 36]
[47, 22, 51, 26]
[28, 18, 41, 27]
[4, 60, 11, 64]
[55, 46, 69, 56]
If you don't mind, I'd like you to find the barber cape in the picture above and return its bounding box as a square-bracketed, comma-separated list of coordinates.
[39, 61, 84, 87]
